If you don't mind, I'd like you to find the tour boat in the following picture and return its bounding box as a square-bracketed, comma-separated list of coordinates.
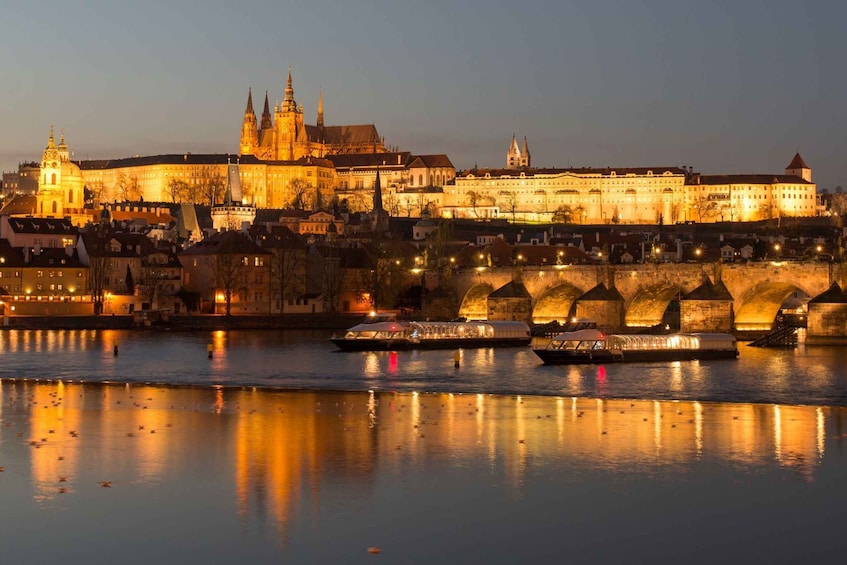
[331, 314, 532, 351]
[533, 328, 738, 365]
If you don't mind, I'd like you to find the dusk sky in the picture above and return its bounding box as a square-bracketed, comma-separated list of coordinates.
[2, 0, 844, 189]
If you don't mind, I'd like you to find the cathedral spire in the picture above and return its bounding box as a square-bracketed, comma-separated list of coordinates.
[245, 87, 254, 114]
[283, 66, 297, 112]
[317, 89, 324, 129]
[373, 165, 383, 213]
[240, 90, 259, 156]
[47, 125, 56, 150]
[261, 91, 272, 129]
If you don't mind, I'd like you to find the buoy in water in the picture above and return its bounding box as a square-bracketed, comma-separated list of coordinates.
[207, 344, 213, 359]
[453, 351, 460, 368]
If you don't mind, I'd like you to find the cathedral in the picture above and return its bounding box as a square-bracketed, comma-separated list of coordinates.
[239, 69, 387, 161]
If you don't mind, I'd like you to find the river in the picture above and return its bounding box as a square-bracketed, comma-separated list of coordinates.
[1, 329, 846, 563]
[1, 328, 846, 405]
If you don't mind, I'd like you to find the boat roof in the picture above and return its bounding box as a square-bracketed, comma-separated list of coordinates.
[347, 319, 530, 332]
[551, 329, 606, 341]
[550, 330, 735, 342]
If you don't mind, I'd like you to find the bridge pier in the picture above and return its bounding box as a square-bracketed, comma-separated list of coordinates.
[806, 283, 847, 344]
[680, 279, 734, 333]
[574, 284, 625, 332]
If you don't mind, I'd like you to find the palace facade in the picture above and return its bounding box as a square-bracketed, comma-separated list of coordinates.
[438, 140, 819, 224]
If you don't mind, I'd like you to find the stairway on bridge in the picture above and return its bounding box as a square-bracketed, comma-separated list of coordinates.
[747, 324, 799, 348]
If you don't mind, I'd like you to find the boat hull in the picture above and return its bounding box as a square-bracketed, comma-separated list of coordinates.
[533, 348, 738, 365]
[332, 337, 531, 352]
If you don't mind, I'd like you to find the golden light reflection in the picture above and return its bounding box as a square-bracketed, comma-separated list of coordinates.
[2, 381, 841, 542]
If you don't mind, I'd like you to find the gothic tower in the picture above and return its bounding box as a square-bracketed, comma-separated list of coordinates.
[520, 136, 531, 168]
[274, 67, 307, 160]
[260, 91, 272, 130]
[317, 89, 325, 130]
[507, 134, 521, 169]
[371, 166, 389, 234]
[239, 88, 259, 156]
[786, 153, 812, 183]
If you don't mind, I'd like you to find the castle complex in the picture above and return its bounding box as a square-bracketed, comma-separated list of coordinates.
[0, 69, 821, 227]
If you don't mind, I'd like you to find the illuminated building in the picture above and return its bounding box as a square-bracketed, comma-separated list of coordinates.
[239, 69, 386, 161]
[443, 142, 817, 224]
[33, 128, 89, 225]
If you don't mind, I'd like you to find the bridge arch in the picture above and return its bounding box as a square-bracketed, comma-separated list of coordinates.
[734, 282, 810, 331]
[625, 282, 684, 328]
[532, 282, 584, 324]
[458, 283, 494, 320]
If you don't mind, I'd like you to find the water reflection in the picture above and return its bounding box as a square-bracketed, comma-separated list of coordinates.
[4, 379, 847, 562]
[4, 381, 840, 510]
[5, 329, 847, 408]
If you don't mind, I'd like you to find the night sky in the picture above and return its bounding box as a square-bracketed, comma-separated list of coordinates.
[2, 0, 843, 189]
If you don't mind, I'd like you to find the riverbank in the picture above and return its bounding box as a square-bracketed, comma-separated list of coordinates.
[1, 313, 365, 331]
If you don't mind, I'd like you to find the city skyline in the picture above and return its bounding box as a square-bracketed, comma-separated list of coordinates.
[2, 1, 844, 189]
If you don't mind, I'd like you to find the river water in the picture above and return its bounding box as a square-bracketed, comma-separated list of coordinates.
[1, 329, 846, 405]
[1, 329, 846, 563]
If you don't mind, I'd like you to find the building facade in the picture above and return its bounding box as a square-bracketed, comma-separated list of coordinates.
[444, 146, 818, 224]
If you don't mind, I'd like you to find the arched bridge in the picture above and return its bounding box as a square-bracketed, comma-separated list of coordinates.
[450, 262, 846, 332]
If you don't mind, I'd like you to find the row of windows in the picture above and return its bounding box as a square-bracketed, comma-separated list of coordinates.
[2, 270, 83, 278]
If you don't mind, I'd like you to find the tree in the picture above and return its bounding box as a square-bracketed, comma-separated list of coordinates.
[466, 191, 482, 218]
[503, 191, 518, 222]
[205, 173, 226, 205]
[84, 229, 110, 315]
[289, 178, 312, 210]
[86, 180, 106, 206]
[213, 234, 247, 316]
[125, 264, 135, 295]
[139, 251, 176, 309]
[553, 205, 573, 224]
[385, 193, 401, 217]
[360, 242, 408, 311]
[318, 244, 344, 313]
[265, 229, 306, 315]
[166, 179, 189, 203]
